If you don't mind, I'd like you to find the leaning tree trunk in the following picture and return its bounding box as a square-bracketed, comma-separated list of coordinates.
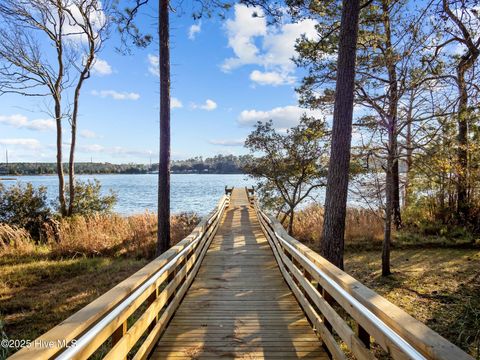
[68, 54, 94, 216]
[157, 0, 171, 256]
[320, 0, 361, 270]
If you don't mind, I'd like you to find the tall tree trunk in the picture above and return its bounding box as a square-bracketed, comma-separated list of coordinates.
[55, 6, 66, 216]
[68, 66, 93, 216]
[403, 91, 414, 209]
[392, 158, 401, 228]
[320, 0, 361, 270]
[68, 117, 76, 216]
[67, 32, 95, 217]
[456, 67, 469, 221]
[157, 0, 171, 256]
[55, 100, 67, 216]
[383, 152, 393, 276]
[382, 0, 401, 230]
[381, 0, 398, 276]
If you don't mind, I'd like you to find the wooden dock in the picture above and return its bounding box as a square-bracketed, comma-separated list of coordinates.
[11, 188, 473, 360]
[152, 188, 327, 359]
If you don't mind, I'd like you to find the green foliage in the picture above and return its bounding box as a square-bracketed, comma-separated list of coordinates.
[244, 116, 329, 233]
[0, 183, 51, 240]
[66, 179, 117, 216]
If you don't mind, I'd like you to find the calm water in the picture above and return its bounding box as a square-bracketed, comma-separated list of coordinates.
[1, 174, 257, 215]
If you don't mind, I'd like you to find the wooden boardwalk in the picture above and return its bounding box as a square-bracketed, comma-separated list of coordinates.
[152, 188, 327, 359]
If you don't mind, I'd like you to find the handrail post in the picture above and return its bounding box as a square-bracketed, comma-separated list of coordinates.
[147, 289, 158, 332]
[112, 321, 127, 360]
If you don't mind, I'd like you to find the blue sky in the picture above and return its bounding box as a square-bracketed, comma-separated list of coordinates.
[0, 2, 321, 163]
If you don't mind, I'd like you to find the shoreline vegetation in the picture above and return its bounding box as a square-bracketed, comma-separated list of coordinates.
[1, 203, 479, 358]
[0, 155, 250, 176]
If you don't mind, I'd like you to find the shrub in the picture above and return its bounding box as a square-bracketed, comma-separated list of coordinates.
[66, 179, 117, 216]
[0, 183, 51, 240]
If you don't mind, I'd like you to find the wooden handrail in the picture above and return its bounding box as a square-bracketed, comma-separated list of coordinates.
[9, 195, 230, 360]
[251, 197, 473, 360]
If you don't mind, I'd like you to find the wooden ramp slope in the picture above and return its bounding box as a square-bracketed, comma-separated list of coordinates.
[152, 188, 327, 359]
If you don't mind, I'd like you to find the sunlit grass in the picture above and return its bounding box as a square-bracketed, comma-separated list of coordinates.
[345, 248, 480, 358]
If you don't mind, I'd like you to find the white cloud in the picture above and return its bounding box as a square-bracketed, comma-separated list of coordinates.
[223, 5, 267, 72]
[238, 105, 322, 129]
[209, 139, 244, 146]
[148, 54, 159, 76]
[80, 129, 99, 138]
[171, 97, 183, 109]
[192, 99, 217, 111]
[80, 144, 105, 152]
[249, 70, 294, 86]
[222, 4, 318, 86]
[62, 3, 106, 42]
[0, 138, 41, 149]
[91, 90, 140, 100]
[27, 119, 56, 131]
[188, 22, 201, 40]
[0, 114, 55, 131]
[92, 58, 112, 76]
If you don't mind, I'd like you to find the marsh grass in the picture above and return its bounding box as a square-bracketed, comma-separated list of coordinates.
[292, 204, 384, 247]
[0, 212, 200, 260]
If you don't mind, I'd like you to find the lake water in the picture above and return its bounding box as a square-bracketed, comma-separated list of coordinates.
[1, 174, 258, 215]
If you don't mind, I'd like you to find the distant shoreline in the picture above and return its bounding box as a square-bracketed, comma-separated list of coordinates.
[1, 172, 246, 176]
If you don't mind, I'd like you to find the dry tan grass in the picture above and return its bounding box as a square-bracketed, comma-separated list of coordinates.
[0, 213, 200, 259]
[292, 204, 384, 247]
[0, 224, 37, 256]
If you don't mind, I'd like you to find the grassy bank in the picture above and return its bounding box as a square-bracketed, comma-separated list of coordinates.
[0, 257, 148, 344]
[0, 212, 200, 358]
[345, 248, 480, 358]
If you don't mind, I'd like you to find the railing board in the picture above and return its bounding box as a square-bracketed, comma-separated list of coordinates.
[257, 209, 346, 360]
[132, 209, 223, 360]
[251, 195, 473, 360]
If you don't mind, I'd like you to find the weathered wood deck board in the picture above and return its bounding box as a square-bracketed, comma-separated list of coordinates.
[151, 188, 326, 359]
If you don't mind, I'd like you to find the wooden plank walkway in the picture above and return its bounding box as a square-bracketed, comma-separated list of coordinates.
[152, 188, 327, 359]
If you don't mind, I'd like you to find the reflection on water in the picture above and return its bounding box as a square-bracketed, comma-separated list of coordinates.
[1, 174, 257, 215]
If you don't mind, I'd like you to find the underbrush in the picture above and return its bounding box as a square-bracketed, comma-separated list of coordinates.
[292, 204, 480, 250]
